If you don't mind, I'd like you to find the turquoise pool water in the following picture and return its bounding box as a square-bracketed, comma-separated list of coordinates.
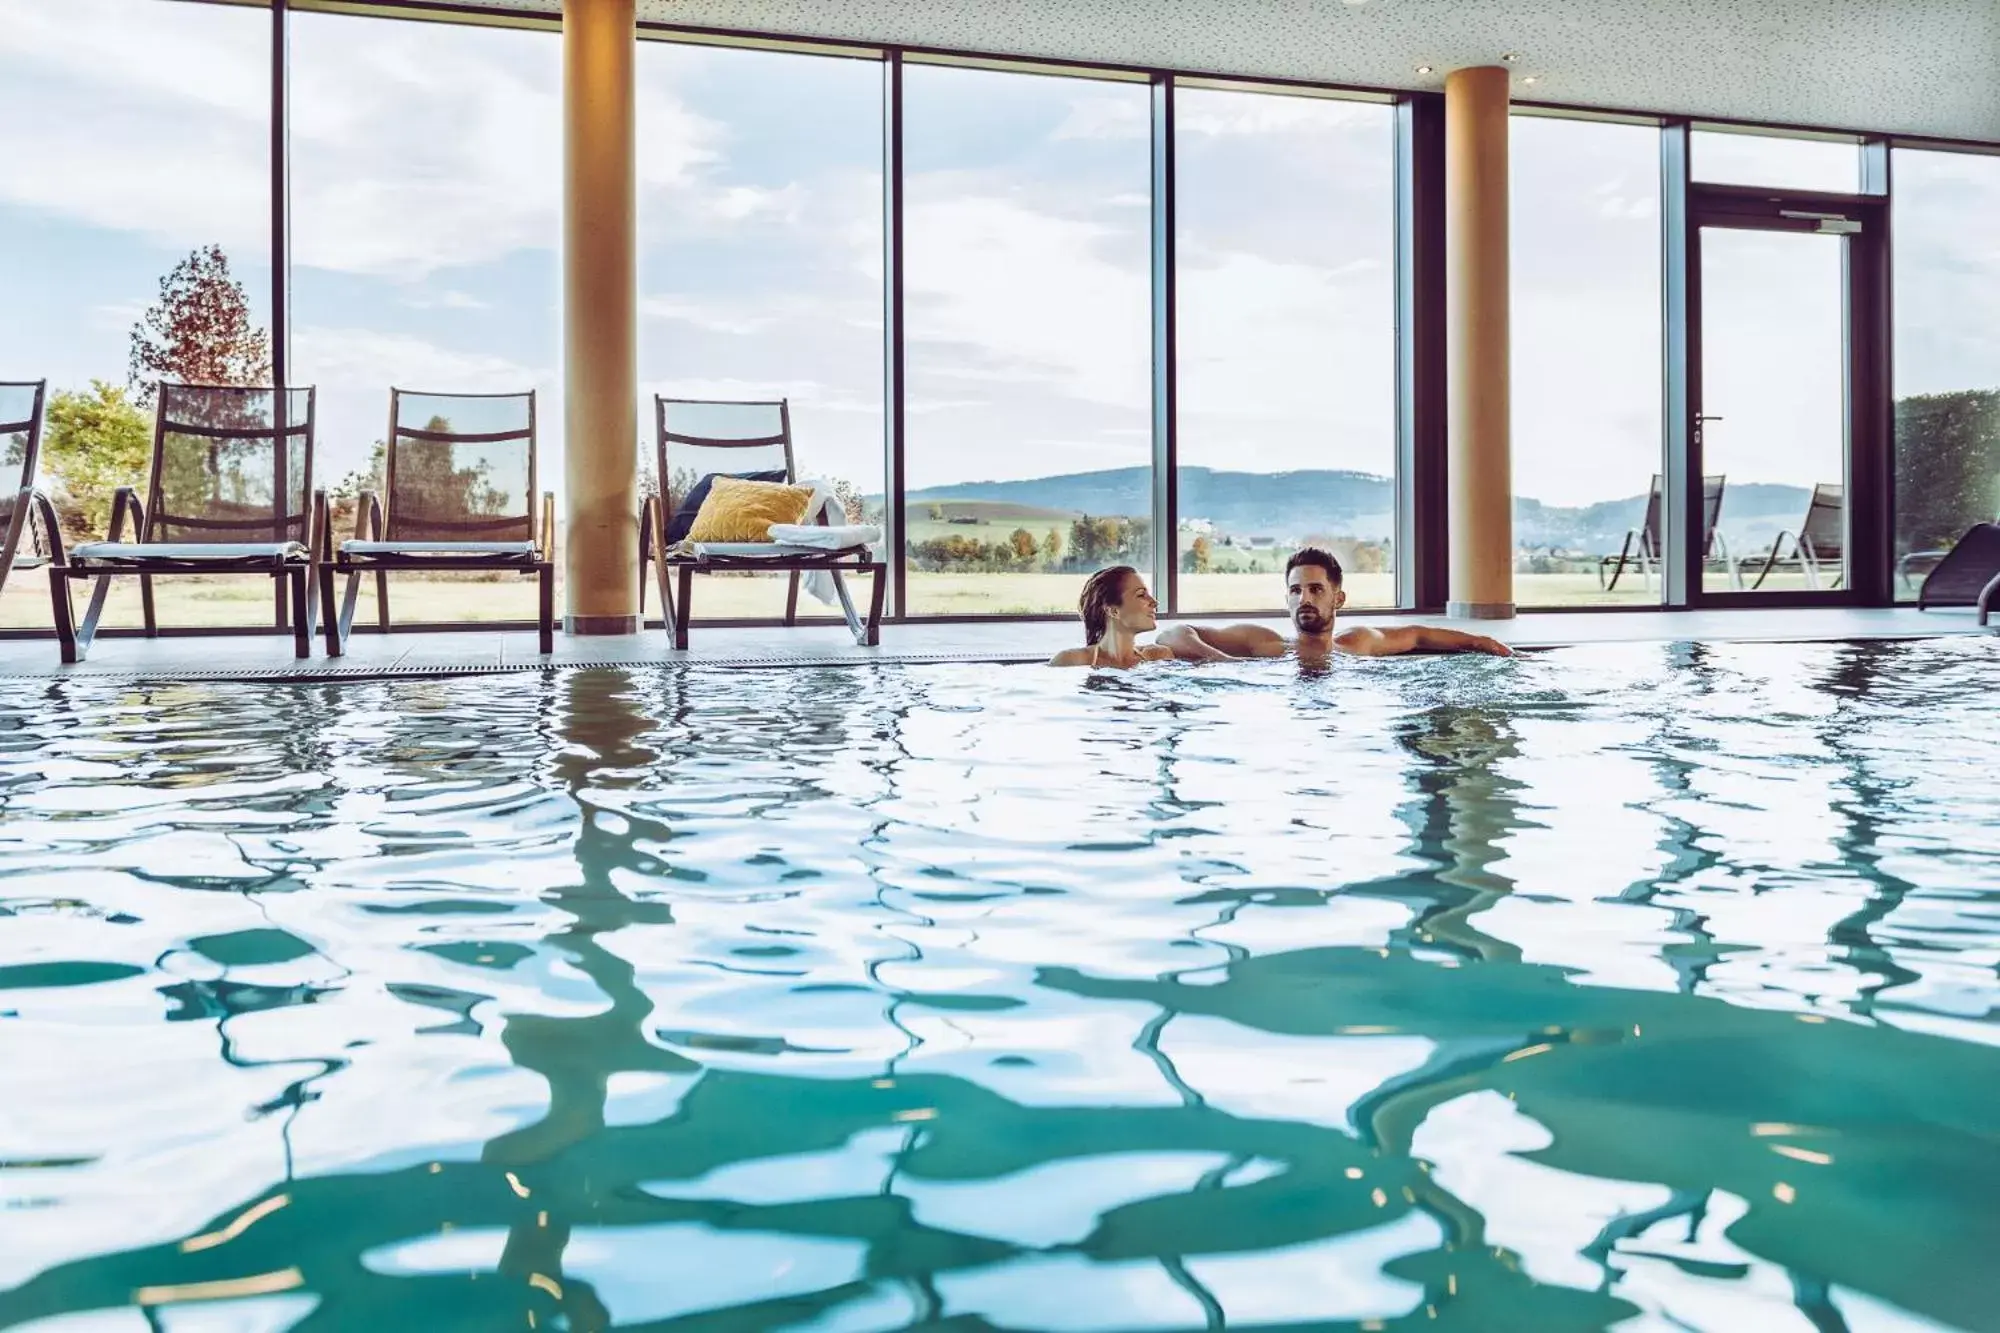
[1, 638, 1997, 1331]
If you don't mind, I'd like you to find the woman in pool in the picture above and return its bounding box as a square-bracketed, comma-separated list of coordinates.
[1049, 565, 1176, 669]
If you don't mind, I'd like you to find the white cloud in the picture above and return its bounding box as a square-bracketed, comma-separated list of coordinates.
[905, 191, 1150, 412]
[0, 0, 269, 254]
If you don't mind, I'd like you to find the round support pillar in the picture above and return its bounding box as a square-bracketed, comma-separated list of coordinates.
[563, 0, 639, 634]
[1444, 65, 1514, 620]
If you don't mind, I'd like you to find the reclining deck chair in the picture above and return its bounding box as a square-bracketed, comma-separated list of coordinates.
[0, 380, 50, 603]
[315, 389, 554, 655]
[1912, 524, 2000, 626]
[46, 383, 317, 663]
[1742, 482, 1843, 590]
[1599, 474, 1734, 592]
[638, 396, 883, 650]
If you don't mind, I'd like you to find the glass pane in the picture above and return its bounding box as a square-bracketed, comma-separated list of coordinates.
[1692, 130, 1860, 193]
[0, 0, 273, 631]
[1511, 115, 1664, 607]
[1891, 148, 2000, 601]
[1174, 89, 1395, 614]
[1699, 228, 1847, 593]
[903, 64, 1152, 617]
[638, 42, 885, 624]
[290, 11, 561, 625]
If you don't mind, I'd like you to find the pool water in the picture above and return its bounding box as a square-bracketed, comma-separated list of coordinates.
[2, 638, 1998, 1332]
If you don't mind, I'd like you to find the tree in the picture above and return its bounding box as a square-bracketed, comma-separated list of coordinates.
[128, 244, 270, 402]
[926, 502, 944, 522]
[1183, 534, 1213, 574]
[1895, 389, 2000, 554]
[1009, 527, 1038, 567]
[831, 477, 865, 524]
[41, 380, 151, 538]
[1040, 528, 1063, 570]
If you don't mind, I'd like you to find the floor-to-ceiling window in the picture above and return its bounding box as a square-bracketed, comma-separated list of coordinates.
[1891, 147, 2000, 601]
[1510, 114, 1665, 607]
[637, 39, 884, 622]
[290, 9, 561, 625]
[0, 0, 271, 631]
[1174, 87, 1396, 613]
[902, 63, 1153, 617]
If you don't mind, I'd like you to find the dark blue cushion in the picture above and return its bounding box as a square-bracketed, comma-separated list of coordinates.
[667, 470, 789, 544]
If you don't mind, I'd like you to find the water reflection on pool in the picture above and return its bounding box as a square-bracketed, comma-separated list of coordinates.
[2, 638, 1997, 1331]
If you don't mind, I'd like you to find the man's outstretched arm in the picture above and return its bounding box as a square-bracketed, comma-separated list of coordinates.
[1335, 624, 1513, 657]
[1157, 623, 1288, 661]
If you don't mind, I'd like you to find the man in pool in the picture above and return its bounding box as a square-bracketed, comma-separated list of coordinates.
[1156, 546, 1513, 662]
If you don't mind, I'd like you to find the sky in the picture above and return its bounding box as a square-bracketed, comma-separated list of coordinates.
[1, 0, 1996, 519]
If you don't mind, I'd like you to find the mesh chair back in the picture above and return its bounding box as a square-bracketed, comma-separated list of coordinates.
[656, 398, 795, 513]
[148, 384, 314, 545]
[385, 390, 537, 543]
[1801, 482, 1844, 558]
[1700, 474, 1727, 558]
[0, 380, 45, 549]
[1637, 475, 1663, 548]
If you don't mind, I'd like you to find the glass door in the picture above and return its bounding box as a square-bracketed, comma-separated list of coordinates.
[1680, 183, 1880, 600]
[1696, 222, 1850, 594]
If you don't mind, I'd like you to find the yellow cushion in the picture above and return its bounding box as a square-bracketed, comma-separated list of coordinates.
[685, 475, 815, 543]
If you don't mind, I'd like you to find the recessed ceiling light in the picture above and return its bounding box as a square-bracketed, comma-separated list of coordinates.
[1501, 52, 1521, 62]
[1415, 64, 1434, 75]
[1522, 74, 1540, 85]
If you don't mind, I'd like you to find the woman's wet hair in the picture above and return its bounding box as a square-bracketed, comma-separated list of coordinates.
[1079, 565, 1139, 644]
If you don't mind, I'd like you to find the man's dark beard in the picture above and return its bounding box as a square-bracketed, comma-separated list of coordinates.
[1293, 606, 1329, 633]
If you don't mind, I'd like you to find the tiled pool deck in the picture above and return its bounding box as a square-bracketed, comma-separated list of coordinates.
[0, 606, 1987, 680]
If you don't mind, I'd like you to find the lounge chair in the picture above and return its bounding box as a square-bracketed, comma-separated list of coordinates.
[638, 396, 884, 650]
[1598, 473, 1735, 592]
[0, 380, 51, 601]
[1911, 523, 2000, 626]
[45, 383, 317, 664]
[314, 389, 554, 656]
[1741, 482, 1843, 590]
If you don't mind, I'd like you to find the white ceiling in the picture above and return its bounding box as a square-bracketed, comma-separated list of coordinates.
[423, 0, 2000, 142]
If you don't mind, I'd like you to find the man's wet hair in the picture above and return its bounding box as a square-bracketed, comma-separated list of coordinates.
[1284, 546, 1343, 588]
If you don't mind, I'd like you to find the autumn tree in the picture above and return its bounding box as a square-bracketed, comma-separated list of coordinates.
[128, 244, 271, 402]
[1182, 533, 1213, 574]
[1040, 528, 1063, 570]
[1009, 526, 1038, 567]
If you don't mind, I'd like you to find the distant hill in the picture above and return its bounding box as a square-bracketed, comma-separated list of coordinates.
[895, 466, 1813, 553]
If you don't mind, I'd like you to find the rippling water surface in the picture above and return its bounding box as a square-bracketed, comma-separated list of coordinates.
[3, 638, 1999, 1332]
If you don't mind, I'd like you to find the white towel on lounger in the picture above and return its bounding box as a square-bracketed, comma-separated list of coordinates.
[767, 522, 880, 549]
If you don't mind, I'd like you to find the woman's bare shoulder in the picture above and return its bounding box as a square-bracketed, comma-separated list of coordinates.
[1139, 644, 1176, 662]
[1048, 647, 1094, 667]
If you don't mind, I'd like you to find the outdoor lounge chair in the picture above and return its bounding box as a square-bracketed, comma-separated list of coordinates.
[1910, 523, 2000, 626]
[1742, 481, 1843, 590]
[638, 396, 884, 650]
[1598, 473, 1735, 592]
[314, 389, 554, 655]
[45, 383, 317, 664]
[0, 380, 51, 602]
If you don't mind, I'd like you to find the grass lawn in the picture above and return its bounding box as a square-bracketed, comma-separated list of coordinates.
[0, 567, 1828, 635]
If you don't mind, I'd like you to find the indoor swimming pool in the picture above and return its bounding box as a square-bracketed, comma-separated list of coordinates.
[1, 637, 1996, 1331]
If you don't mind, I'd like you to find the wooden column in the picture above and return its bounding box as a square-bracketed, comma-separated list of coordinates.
[563, 0, 639, 634]
[1444, 66, 1514, 620]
